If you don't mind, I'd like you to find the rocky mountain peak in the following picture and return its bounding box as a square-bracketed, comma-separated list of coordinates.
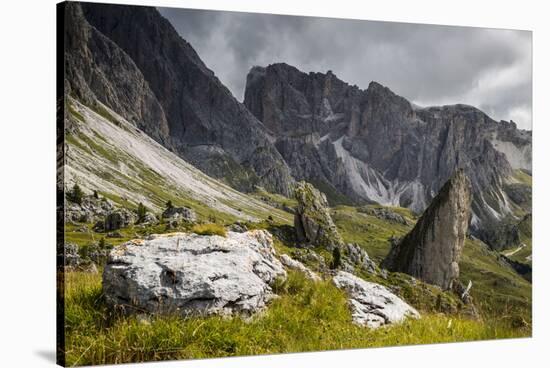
[68, 2, 294, 196]
[382, 170, 472, 289]
[244, 61, 530, 249]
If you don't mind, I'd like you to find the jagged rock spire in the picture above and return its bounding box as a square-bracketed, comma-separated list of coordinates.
[382, 170, 472, 289]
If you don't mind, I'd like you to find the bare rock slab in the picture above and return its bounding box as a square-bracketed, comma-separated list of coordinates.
[333, 271, 419, 328]
[103, 230, 286, 316]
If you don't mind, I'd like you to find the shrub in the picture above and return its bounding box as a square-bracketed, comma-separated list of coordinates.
[165, 200, 174, 210]
[68, 183, 84, 205]
[93, 190, 99, 199]
[191, 223, 227, 237]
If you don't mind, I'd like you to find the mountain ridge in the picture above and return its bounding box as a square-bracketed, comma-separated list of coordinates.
[244, 62, 531, 249]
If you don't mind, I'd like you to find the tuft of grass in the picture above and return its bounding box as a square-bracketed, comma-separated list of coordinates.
[64, 270, 529, 366]
[191, 223, 227, 237]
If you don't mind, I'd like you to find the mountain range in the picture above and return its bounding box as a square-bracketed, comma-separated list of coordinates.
[63, 2, 531, 250]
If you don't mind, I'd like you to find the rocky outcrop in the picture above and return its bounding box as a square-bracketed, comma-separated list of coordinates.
[94, 209, 137, 232]
[64, 194, 115, 223]
[358, 207, 409, 225]
[103, 230, 286, 316]
[293, 182, 343, 250]
[68, 2, 294, 196]
[280, 254, 321, 281]
[382, 170, 472, 290]
[244, 63, 531, 249]
[161, 206, 196, 224]
[341, 243, 377, 274]
[333, 271, 420, 328]
[138, 212, 158, 225]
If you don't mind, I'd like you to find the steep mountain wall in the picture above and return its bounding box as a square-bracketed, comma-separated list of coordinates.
[65, 2, 294, 195]
[244, 63, 532, 248]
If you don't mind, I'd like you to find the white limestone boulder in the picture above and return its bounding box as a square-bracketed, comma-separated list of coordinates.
[103, 230, 286, 316]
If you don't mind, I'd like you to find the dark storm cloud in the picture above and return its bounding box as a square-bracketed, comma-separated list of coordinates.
[158, 7, 532, 129]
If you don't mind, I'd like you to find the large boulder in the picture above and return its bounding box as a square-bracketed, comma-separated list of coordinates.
[293, 181, 343, 250]
[382, 170, 472, 290]
[103, 230, 286, 316]
[333, 271, 419, 328]
[94, 209, 137, 232]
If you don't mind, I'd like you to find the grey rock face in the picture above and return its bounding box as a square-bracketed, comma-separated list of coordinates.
[69, 3, 294, 196]
[332, 271, 420, 328]
[244, 63, 531, 249]
[293, 182, 343, 249]
[65, 194, 115, 223]
[103, 230, 286, 316]
[280, 254, 321, 281]
[161, 206, 197, 224]
[63, 3, 170, 144]
[382, 170, 472, 290]
[341, 243, 377, 274]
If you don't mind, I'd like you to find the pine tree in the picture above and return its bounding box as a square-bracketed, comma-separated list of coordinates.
[331, 247, 342, 269]
[68, 183, 84, 205]
[165, 200, 174, 210]
[93, 190, 99, 199]
[137, 202, 147, 223]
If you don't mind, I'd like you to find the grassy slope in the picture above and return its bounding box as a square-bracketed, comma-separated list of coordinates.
[65, 99, 292, 225]
[65, 271, 527, 366]
[333, 206, 532, 323]
[64, 204, 531, 366]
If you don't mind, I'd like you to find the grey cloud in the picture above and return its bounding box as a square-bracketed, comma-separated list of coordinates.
[158, 7, 532, 129]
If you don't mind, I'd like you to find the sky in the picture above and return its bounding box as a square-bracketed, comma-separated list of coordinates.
[159, 7, 532, 130]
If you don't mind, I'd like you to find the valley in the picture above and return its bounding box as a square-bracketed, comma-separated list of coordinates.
[59, 2, 532, 366]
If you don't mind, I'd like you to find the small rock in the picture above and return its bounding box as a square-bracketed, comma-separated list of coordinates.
[78, 262, 98, 274]
[358, 206, 409, 225]
[229, 221, 248, 233]
[64, 242, 81, 268]
[140, 212, 158, 225]
[333, 271, 420, 328]
[342, 243, 377, 274]
[280, 254, 321, 281]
